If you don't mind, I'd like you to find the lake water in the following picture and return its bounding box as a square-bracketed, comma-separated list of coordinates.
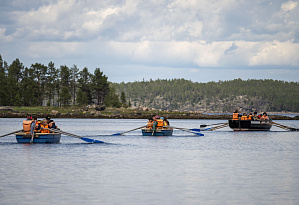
[1, 118, 299, 205]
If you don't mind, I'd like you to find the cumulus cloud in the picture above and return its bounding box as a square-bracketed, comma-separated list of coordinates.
[0, 0, 298, 82]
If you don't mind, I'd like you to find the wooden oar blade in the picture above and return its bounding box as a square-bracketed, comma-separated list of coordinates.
[81, 137, 104, 143]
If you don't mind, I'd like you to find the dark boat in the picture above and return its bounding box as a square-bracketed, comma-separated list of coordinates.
[142, 128, 173, 136]
[228, 120, 272, 131]
[15, 133, 61, 143]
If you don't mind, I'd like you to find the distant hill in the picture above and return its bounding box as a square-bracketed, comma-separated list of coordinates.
[111, 79, 299, 113]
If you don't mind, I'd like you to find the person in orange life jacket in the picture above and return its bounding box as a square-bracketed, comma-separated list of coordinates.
[248, 113, 253, 120]
[260, 112, 269, 121]
[232, 110, 241, 120]
[40, 120, 50, 133]
[46, 115, 56, 129]
[34, 119, 42, 133]
[147, 117, 154, 129]
[241, 113, 248, 120]
[23, 115, 34, 135]
[164, 117, 170, 126]
[157, 117, 164, 128]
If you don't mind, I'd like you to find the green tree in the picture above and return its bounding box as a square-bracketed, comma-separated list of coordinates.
[104, 87, 121, 107]
[78, 67, 92, 104]
[91, 68, 109, 105]
[120, 91, 126, 104]
[47, 61, 59, 106]
[76, 88, 88, 105]
[60, 87, 71, 106]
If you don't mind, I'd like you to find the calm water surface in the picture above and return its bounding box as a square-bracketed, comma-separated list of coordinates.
[0, 118, 299, 205]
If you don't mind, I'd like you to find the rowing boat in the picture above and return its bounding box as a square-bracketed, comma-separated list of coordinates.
[141, 128, 173, 136]
[15, 133, 61, 143]
[228, 120, 272, 131]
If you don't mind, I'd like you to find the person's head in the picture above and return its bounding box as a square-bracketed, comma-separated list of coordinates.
[160, 117, 164, 121]
[155, 115, 160, 119]
[254, 111, 257, 115]
[42, 119, 48, 126]
[33, 117, 37, 121]
[152, 116, 156, 121]
[249, 113, 252, 115]
[234, 110, 238, 113]
[46, 115, 51, 123]
[148, 117, 153, 122]
[27, 114, 32, 120]
[263, 112, 267, 116]
[243, 113, 247, 116]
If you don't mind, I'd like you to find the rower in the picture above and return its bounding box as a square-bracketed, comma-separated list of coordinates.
[46, 115, 56, 129]
[260, 112, 269, 121]
[232, 110, 240, 120]
[147, 117, 154, 129]
[248, 113, 253, 120]
[241, 113, 248, 120]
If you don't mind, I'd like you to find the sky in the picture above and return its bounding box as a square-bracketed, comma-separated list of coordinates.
[0, 0, 298, 83]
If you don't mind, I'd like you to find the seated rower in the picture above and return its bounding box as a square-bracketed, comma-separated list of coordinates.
[40, 119, 50, 133]
[252, 111, 259, 121]
[46, 115, 56, 129]
[34, 118, 42, 133]
[241, 113, 248, 120]
[260, 112, 269, 121]
[23, 115, 34, 135]
[248, 113, 253, 120]
[232, 110, 240, 120]
[156, 117, 164, 129]
[164, 117, 170, 126]
[147, 117, 154, 129]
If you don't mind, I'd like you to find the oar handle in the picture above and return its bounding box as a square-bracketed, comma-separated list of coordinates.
[0, 129, 23, 138]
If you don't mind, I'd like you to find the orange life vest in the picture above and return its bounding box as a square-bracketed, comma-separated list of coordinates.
[260, 116, 269, 121]
[34, 121, 41, 132]
[147, 121, 153, 129]
[41, 124, 49, 133]
[156, 119, 164, 128]
[232, 113, 239, 120]
[241, 116, 248, 120]
[23, 120, 34, 134]
[248, 115, 253, 120]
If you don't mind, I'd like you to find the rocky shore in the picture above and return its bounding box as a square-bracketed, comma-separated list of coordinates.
[0, 110, 298, 120]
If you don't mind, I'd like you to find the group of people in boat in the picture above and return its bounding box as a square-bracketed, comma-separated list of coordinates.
[147, 115, 170, 131]
[23, 115, 56, 137]
[232, 110, 270, 121]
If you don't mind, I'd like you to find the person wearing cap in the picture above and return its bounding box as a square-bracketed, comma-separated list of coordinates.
[46, 116, 56, 129]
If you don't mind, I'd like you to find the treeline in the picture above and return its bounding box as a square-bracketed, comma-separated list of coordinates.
[112, 78, 299, 112]
[0, 55, 125, 107]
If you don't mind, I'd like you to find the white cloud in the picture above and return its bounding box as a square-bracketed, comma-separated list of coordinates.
[281, 1, 298, 12]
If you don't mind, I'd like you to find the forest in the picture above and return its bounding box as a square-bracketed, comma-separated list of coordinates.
[1, 55, 298, 113]
[0, 55, 125, 108]
[112, 78, 299, 113]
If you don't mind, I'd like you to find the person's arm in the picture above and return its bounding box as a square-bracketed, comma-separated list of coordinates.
[30, 122, 35, 135]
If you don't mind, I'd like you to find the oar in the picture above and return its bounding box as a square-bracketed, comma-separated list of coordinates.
[112, 125, 147, 136]
[43, 128, 104, 143]
[190, 127, 212, 132]
[271, 121, 298, 131]
[0, 129, 23, 138]
[169, 126, 204, 136]
[208, 123, 229, 131]
[200, 122, 227, 128]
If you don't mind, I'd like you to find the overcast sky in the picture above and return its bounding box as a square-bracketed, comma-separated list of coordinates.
[0, 0, 298, 82]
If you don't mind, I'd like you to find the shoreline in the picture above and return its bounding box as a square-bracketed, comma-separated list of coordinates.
[0, 112, 298, 120]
